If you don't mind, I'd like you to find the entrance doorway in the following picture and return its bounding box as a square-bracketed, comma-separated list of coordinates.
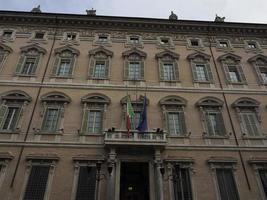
[120, 162, 150, 200]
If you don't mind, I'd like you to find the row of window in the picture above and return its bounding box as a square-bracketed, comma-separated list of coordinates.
[0, 91, 264, 138]
[0, 156, 266, 200]
[1, 29, 263, 52]
[1, 44, 267, 85]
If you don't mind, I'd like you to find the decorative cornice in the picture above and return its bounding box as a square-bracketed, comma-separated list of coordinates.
[187, 51, 211, 61]
[54, 45, 80, 55]
[155, 49, 179, 59]
[88, 46, 113, 57]
[122, 47, 147, 58]
[0, 11, 267, 36]
[20, 44, 47, 54]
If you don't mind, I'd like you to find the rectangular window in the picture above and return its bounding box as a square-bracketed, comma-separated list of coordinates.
[259, 169, 267, 197]
[3, 31, 13, 38]
[35, 32, 45, 39]
[248, 42, 257, 49]
[76, 166, 97, 200]
[160, 38, 169, 45]
[2, 106, 20, 131]
[23, 165, 50, 200]
[241, 112, 260, 136]
[219, 41, 228, 48]
[57, 59, 71, 76]
[205, 111, 225, 136]
[216, 168, 239, 200]
[94, 61, 106, 78]
[167, 112, 183, 135]
[66, 33, 76, 41]
[190, 39, 199, 46]
[163, 63, 174, 81]
[130, 36, 139, 43]
[173, 166, 193, 200]
[42, 107, 60, 132]
[21, 57, 37, 75]
[228, 66, 241, 83]
[259, 67, 267, 83]
[195, 64, 208, 81]
[129, 62, 140, 80]
[98, 36, 108, 42]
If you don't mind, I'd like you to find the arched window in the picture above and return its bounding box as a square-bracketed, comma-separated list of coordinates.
[232, 97, 262, 137]
[155, 50, 179, 81]
[248, 54, 267, 85]
[88, 47, 113, 79]
[40, 92, 71, 132]
[0, 91, 31, 132]
[187, 51, 213, 83]
[218, 53, 246, 84]
[80, 93, 110, 134]
[159, 96, 187, 136]
[51, 46, 80, 78]
[0, 44, 12, 72]
[15, 44, 46, 76]
[122, 48, 147, 81]
[196, 97, 226, 137]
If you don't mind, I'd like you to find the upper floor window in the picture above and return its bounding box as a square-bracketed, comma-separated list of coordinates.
[94, 34, 111, 46]
[216, 39, 232, 50]
[232, 97, 262, 137]
[248, 54, 267, 85]
[34, 32, 45, 39]
[156, 50, 180, 81]
[247, 42, 257, 49]
[98, 35, 108, 42]
[15, 44, 46, 76]
[1, 30, 15, 41]
[190, 39, 199, 47]
[219, 41, 228, 48]
[159, 96, 187, 136]
[51, 46, 80, 78]
[197, 97, 227, 137]
[88, 46, 113, 79]
[0, 44, 12, 71]
[40, 92, 71, 133]
[80, 93, 110, 134]
[218, 53, 246, 84]
[122, 48, 146, 81]
[187, 51, 213, 83]
[187, 37, 204, 49]
[125, 35, 143, 48]
[130, 36, 140, 44]
[0, 91, 31, 132]
[157, 36, 174, 49]
[245, 40, 261, 52]
[3, 31, 13, 39]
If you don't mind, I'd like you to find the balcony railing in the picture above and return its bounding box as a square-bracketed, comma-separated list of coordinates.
[104, 131, 167, 146]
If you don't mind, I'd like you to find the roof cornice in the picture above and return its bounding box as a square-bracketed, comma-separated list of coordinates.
[0, 10, 267, 36]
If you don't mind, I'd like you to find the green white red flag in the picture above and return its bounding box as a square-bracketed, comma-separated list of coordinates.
[126, 96, 135, 133]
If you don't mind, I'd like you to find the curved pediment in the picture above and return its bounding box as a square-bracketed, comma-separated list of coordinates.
[196, 96, 224, 107]
[120, 95, 149, 105]
[217, 53, 241, 62]
[155, 50, 179, 59]
[122, 47, 147, 58]
[20, 44, 46, 54]
[232, 97, 259, 108]
[81, 93, 111, 104]
[41, 92, 71, 103]
[89, 46, 113, 57]
[0, 43, 13, 53]
[248, 54, 267, 64]
[54, 45, 80, 55]
[159, 95, 187, 106]
[187, 51, 211, 61]
[0, 90, 32, 102]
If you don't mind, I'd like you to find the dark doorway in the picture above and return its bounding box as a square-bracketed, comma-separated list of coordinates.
[120, 162, 150, 200]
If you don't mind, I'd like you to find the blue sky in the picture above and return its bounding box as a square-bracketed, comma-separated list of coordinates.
[0, 0, 267, 23]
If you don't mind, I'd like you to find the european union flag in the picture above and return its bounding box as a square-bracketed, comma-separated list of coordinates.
[137, 96, 148, 132]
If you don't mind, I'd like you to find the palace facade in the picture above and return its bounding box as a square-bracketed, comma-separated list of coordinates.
[0, 9, 267, 200]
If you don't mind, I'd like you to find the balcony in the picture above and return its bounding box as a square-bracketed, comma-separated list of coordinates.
[104, 131, 167, 147]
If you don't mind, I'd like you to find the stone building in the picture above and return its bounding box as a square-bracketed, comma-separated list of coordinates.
[0, 9, 266, 200]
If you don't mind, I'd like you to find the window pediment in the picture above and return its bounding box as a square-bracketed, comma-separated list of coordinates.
[41, 92, 71, 103]
[120, 95, 149, 105]
[89, 46, 113, 57]
[0, 90, 32, 102]
[0, 43, 12, 53]
[159, 96, 187, 106]
[81, 93, 111, 105]
[232, 97, 259, 108]
[196, 97, 224, 107]
[54, 45, 80, 56]
[20, 44, 46, 54]
[217, 53, 241, 63]
[248, 54, 267, 64]
[207, 156, 237, 164]
[155, 50, 179, 60]
[122, 47, 147, 58]
[187, 51, 211, 62]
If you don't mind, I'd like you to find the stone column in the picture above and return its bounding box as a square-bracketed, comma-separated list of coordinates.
[106, 149, 116, 200]
[154, 149, 164, 200]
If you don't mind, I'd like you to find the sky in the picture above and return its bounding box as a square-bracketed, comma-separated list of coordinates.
[0, 0, 267, 23]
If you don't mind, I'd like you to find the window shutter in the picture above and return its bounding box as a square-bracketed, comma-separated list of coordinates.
[140, 60, 145, 79]
[238, 65, 247, 84]
[124, 60, 129, 79]
[23, 166, 50, 200]
[248, 113, 260, 136]
[216, 112, 226, 136]
[223, 64, 231, 83]
[179, 111, 187, 135]
[16, 55, 25, 74]
[69, 57, 75, 76]
[81, 109, 89, 133]
[191, 63, 198, 81]
[159, 61, 164, 80]
[89, 58, 95, 78]
[0, 104, 8, 129]
[76, 166, 97, 200]
[32, 56, 40, 74]
[204, 112, 213, 135]
[174, 61, 179, 81]
[105, 59, 109, 78]
[52, 57, 60, 75]
[10, 107, 22, 131]
[206, 64, 214, 82]
[254, 65, 264, 84]
[241, 113, 254, 136]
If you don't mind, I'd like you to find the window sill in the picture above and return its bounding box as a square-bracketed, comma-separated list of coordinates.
[124, 79, 145, 82]
[79, 133, 104, 136]
[242, 135, 267, 140]
[0, 129, 20, 134]
[90, 77, 109, 80]
[167, 134, 189, 138]
[160, 80, 180, 83]
[50, 75, 73, 79]
[203, 135, 229, 139]
[193, 80, 213, 84]
[15, 74, 37, 77]
[228, 82, 246, 85]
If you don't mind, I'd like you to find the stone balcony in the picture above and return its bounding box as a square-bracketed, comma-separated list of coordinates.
[104, 131, 167, 147]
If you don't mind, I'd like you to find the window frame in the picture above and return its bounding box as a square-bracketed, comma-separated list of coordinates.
[248, 55, 267, 85]
[1, 29, 15, 41]
[0, 44, 12, 73]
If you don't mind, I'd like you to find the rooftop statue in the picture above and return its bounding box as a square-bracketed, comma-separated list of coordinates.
[169, 11, 178, 20]
[31, 5, 42, 13]
[214, 14, 225, 22]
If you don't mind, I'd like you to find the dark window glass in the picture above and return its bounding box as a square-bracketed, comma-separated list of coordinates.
[216, 168, 239, 200]
[2, 106, 20, 130]
[35, 32, 45, 39]
[3, 31, 13, 38]
[160, 38, 169, 44]
[76, 166, 97, 200]
[219, 41, 228, 48]
[259, 169, 267, 197]
[23, 166, 50, 200]
[190, 39, 199, 46]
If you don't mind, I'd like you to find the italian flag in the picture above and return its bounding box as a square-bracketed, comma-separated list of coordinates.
[126, 96, 135, 133]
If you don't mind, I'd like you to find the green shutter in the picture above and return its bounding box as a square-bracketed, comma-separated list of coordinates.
[159, 61, 164, 80]
[41, 105, 48, 131]
[105, 59, 109, 78]
[191, 63, 198, 81]
[10, 107, 22, 131]
[124, 60, 129, 79]
[69, 57, 75, 76]
[32, 56, 40, 74]
[0, 104, 8, 129]
[140, 61, 144, 79]
[81, 109, 89, 133]
[216, 112, 226, 136]
[238, 65, 247, 84]
[89, 58, 95, 78]
[255, 65, 264, 85]
[174, 61, 179, 81]
[179, 111, 187, 135]
[52, 57, 60, 75]
[205, 112, 213, 136]
[206, 64, 214, 82]
[16, 55, 25, 74]
[223, 64, 231, 83]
